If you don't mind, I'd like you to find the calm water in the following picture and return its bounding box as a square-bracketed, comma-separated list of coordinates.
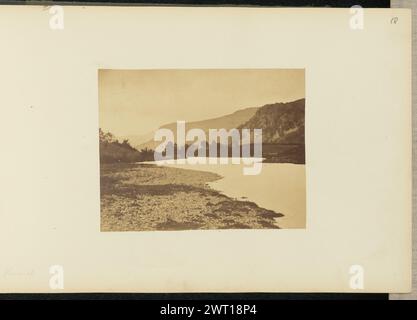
[143, 158, 306, 229]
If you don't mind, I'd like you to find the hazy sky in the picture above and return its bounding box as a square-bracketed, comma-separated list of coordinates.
[99, 69, 305, 137]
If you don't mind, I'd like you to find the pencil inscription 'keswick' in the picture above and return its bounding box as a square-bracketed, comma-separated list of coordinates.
[154, 121, 263, 175]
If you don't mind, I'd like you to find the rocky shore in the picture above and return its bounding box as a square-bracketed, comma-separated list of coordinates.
[100, 163, 283, 231]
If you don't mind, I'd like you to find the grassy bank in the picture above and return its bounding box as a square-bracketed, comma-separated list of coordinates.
[100, 163, 283, 231]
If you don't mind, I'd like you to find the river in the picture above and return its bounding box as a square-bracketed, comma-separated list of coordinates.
[143, 158, 306, 229]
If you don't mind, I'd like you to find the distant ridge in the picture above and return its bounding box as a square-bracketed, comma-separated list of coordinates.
[135, 98, 305, 153]
[136, 106, 259, 150]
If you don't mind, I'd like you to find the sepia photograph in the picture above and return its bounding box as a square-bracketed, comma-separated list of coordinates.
[99, 69, 306, 231]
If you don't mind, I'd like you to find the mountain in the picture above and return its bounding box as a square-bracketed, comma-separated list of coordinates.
[104, 98, 305, 164]
[136, 106, 259, 150]
[239, 99, 305, 144]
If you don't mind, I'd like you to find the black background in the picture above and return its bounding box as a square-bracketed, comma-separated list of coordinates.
[1, 0, 390, 7]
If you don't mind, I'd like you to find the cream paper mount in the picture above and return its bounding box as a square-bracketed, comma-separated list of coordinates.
[0, 5, 412, 293]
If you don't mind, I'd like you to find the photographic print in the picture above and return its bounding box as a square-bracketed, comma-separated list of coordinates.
[99, 69, 306, 231]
